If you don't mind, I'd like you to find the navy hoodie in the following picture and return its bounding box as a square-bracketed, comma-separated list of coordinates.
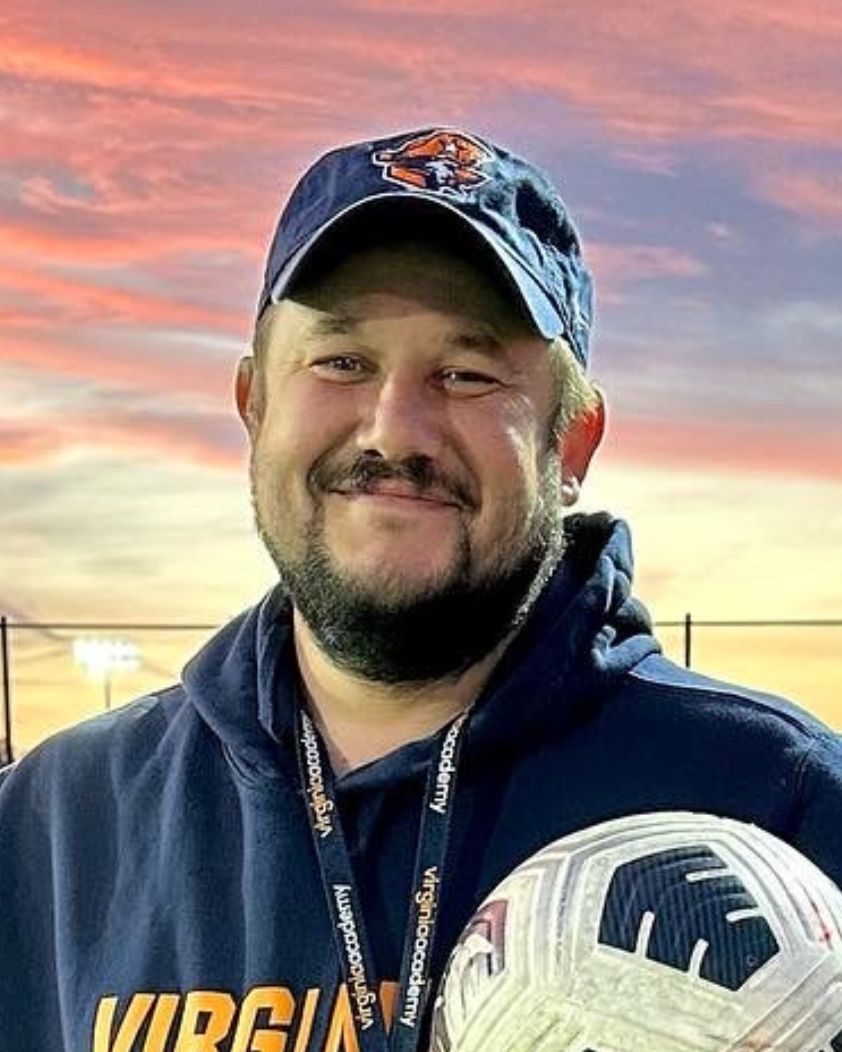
[1, 514, 841, 1052]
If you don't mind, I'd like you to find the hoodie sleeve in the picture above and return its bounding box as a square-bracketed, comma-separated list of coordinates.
[789, 731, 842, 888]
[0, 749, 67, 1051]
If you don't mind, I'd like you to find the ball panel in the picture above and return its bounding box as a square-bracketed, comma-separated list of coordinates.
[432, 813, 842, 1052]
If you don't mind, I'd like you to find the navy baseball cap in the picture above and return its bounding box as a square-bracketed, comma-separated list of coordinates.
[258, 127, 594, 367]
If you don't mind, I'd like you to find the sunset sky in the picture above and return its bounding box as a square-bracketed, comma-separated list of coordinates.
[2, 0, 841, 753]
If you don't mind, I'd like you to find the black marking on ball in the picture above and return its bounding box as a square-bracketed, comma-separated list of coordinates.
[597, 845, 779, 990]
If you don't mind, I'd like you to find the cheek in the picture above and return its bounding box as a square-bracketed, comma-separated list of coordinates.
[250, 418, 314, 518]
[255, 383, 338, 468]
[485, 406, 545, 492]
[466, 422, 545, 536]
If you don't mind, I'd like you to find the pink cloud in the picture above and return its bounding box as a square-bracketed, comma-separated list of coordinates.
[589, 243, 709, 285]
[2, 1, 840, 157]
[0, 214, 260, 267]
[3, 389, 838, 485]
[92, 408, 245, 469]
[0, 264, 246, 331]
[753, 171, 842, 228]
[1, 0, 836, 369]
[1, 0, 838, 329]
[0, 0, 839, 485]
[0, 409, 244, 470]
[608, 415, 842, 482]
[3, 331, 235, 403]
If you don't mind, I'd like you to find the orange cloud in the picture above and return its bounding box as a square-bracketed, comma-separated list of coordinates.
[0, 23, 274, 102]
[0, 425, 59, 464]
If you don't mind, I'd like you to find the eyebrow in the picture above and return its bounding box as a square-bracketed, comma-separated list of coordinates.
[309, 313, 359, 338]
[449, 328, 505, 355]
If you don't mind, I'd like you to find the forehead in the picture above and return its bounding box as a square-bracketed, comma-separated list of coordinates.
[286, 240, 537, 340]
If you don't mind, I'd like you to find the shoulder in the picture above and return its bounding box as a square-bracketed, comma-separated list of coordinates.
[625, 651, 836, 745]
[625, 652, 842, 838]
[592, 653, 842, 882]
[0, 685, 192, 819]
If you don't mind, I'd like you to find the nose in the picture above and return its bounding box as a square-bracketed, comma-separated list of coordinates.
[354, 372, 443, 462]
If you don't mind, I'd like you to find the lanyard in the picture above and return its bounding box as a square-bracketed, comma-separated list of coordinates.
[295, 705, 468, 1052]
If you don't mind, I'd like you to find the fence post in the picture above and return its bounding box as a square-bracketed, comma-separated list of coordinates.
[1, 616, 12, 765]
[684, 612, 692, 669]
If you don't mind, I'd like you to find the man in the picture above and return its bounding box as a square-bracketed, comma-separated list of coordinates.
[1, 127, 841, 1052]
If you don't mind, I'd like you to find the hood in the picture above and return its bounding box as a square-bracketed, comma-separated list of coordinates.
[182, 513, 660, 776]
[466, 512, 659, 754]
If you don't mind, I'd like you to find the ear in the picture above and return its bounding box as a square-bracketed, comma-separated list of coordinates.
[235, 356, 260, 438]
[556, 387, 606, 507]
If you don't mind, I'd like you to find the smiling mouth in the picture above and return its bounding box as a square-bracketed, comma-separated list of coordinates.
[331, 485, 462, 509]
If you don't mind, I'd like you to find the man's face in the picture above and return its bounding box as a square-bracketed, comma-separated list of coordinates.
[237, 239, 596, 682]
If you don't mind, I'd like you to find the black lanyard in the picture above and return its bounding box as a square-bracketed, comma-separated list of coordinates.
[295, 705, 468, 1052]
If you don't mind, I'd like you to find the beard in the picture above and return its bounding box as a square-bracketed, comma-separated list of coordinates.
[251, 448, 566, 685]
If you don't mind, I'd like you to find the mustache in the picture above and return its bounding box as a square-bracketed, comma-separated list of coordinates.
[309, 452, 478, 510]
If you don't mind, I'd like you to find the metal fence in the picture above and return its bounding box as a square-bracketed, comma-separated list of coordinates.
[1, 616, 217, 764]
[2, 614, 841, 764]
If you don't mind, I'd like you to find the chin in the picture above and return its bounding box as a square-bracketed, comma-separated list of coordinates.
[338, 556, 458, 604]
[333, 533, 459, 577]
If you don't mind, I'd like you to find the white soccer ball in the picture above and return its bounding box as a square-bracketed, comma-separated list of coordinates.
[431, 813, 842, 1052]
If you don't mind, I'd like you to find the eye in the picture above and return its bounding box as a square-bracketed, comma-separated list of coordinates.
[439, 368, 500, 395]
[310, 355, 370, 381]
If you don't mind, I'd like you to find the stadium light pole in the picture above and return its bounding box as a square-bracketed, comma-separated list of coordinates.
[73, 639, 140, 711]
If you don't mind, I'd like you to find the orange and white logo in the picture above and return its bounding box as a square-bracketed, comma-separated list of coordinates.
[372, 130, 493, 198]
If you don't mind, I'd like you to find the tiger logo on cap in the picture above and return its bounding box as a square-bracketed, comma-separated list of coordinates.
[372, 130, 493, 198]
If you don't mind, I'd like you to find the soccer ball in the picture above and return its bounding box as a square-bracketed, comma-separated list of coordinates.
[431, 813, 842, 1052]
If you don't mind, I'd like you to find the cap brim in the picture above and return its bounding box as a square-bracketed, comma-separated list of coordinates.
[263, 192, 564, 341]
